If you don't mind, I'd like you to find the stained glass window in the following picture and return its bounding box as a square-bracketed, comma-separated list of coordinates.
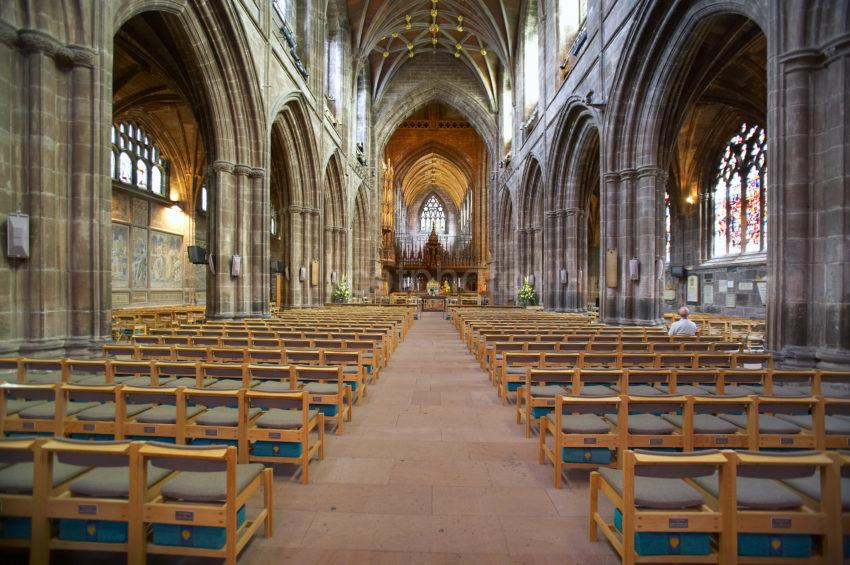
[151, 166, 163, 196]
[118, 152, 132, 184]
[111, 122, 168, 197]
[712, 123, 767, 257]
[664, 192, 671, 262]
[420, 195, 446, 233]
[136, 160, 148, 190]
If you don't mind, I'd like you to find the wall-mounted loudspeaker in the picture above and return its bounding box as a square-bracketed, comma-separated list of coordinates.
[231, 255, 241, 277]
[559, 269, 567, 285]
[187, 245, 207, 264]
[628, 258, 640, 281]
[6, 213, 29, 259]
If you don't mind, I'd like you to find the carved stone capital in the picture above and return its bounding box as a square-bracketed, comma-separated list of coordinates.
[15, 29, 95, 67]
[211, 160, 235, 174]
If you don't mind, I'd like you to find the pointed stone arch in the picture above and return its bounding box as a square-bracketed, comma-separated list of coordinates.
[352, 184, 372, 297]
[269, 95, 322, 307]
[323, 151, 348, 300]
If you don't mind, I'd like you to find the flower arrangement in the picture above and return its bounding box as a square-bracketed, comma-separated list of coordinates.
[331, 276, 351, 303]
[517, 277, 539, 306]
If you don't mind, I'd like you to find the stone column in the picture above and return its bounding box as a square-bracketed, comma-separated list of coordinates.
[767, 33, 850, 369]
[206, 161, 237, 319]
[600, 171, 620, 323]
[563, 208, 579, 310]
[541, 210, 561, 310]
[634, 166, 666, 325]
[247, 167, 268, 317]
[288, 207, 303, 306]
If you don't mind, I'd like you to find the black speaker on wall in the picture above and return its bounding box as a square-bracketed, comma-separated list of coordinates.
[270, 259, 284, 274]
[187, 245, 207, 264]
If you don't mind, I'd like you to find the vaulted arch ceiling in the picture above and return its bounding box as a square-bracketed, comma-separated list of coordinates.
[399, 152, 469, 208]
[347, 0, 521, 103]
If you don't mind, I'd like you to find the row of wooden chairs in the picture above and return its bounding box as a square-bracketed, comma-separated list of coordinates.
[1, 362, 354, 436]
[589, 448, 847, 563]
[537, 391, 850, 488]
[469, 330, 687, 360]
[516, 367, 850, 429]
[1, 381, 326, 479]
[0, 436, 272, 564]
[471, 333, 736, 365]
[493, 351, 774, 395]
[127, 336, 387, 370]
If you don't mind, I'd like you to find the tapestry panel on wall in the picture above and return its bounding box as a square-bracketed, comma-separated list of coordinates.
[150, 230, 183, 288]
[112, 224, 129, 287]
[131, 227, 149, 288]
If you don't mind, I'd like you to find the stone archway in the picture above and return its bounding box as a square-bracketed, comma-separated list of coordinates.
[269, 95, 321, 307]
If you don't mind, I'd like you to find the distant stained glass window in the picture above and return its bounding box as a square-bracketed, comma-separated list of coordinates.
[420, 195, 446, 233]
[111, 121, 168, 197]
[713, 123, 767, 257]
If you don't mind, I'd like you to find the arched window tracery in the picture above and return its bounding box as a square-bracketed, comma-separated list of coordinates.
[111, 121, 168, 197]
[712, 123, 767, 258]
[420, 195, 446, 234]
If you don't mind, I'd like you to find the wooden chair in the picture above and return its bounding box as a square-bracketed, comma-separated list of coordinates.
[138, 442, 272, 564]
[589, 449, 734, 564]
[184, 388, 251, 460]
[20, 358, 65, 384]
[110, 360, 158, 387]
[210, 347, 247, 364]
[540, 394, 623, 487]
[322, 350, 367, 403]
[284, 349, 322, 367]
[137, 345, 174, 362]
[248, 364, 293, 393]
[499, 351, 541, 405]
[694, 450, 839, 562]
[37, 439, 167, 564]
[1, 382, 94, 437]
[0, 437, 89, 562]
[678, 395, 757, 451]
[61, 383, 127, 440]
[64, 359, 112, 385]
[103, 344, 138, 361]
[246, 390, 324, 484]
[173, 346, 209, 363]
[719, 395, 819, 450]
[616, 394, 688, 451]
[293, 366, 351, 434]
[518, 368, 574, 437]
[120, 385, 194, 444]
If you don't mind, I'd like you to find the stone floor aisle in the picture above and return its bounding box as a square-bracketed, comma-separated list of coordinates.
[240, 313, 618, 564]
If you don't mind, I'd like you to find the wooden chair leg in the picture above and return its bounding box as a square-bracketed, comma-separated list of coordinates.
[263, 468, 274, 537]
[588, 472, 599, 541]
[318, 414, 326, 459]
[538, 420, 546, 465]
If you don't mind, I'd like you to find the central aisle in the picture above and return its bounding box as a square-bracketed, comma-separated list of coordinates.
[242, 313, 617, 563]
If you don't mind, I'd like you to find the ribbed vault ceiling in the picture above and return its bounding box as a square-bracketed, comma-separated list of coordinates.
[400, 152, 469, 208]
[346, 0, 520, 103]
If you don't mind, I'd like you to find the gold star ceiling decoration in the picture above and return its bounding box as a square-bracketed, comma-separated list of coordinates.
[348, 0, 520, 108]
